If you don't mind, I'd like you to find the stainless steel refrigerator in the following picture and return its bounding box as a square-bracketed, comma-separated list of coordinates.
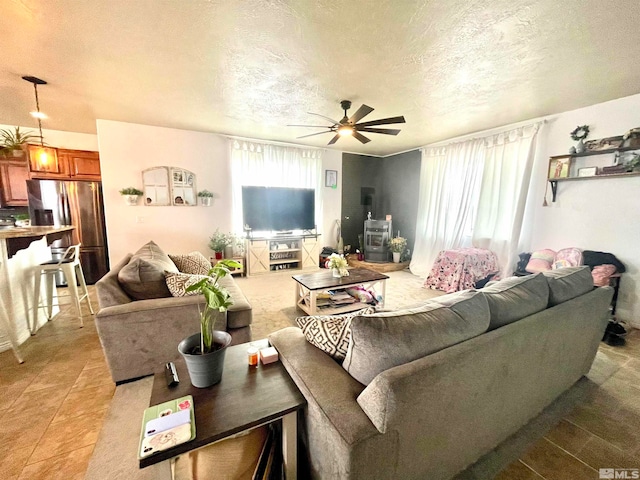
[27, 179, 109, 285]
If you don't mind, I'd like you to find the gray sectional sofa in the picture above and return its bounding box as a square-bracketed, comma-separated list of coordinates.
[269, 266, 613, 480]
[96, 248, 252, 384]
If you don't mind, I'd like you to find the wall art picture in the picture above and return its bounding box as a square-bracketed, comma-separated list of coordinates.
[548, 157, 571, 179]
[325, 169, 338, 188]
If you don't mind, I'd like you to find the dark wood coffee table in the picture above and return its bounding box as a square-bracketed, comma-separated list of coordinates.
[140, 343, 306, 479]
[293, 267, 389, 315]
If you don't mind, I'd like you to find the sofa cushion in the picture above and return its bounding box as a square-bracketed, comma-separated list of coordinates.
[482, 274, 549, 330]
[165, 271, 208, 297]
[118, 241, 178, 300]
[168, 252, 211, 276]
[342, 290, 490, 385]
[543, 266, 594, 306]
[296, 307, 376, 362]
[525, 249, 555, 273]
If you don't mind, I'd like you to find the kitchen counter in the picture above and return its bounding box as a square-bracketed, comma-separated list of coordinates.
[0, 225, 75, 239]
[0, 225, 75, 361]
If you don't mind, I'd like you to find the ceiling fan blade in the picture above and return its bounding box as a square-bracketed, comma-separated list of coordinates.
[348, 104, 374, 124]
[355, 116, 406, 128]
[352, 131, 371, 144]
[297, 131, 331, 139]
[288, 124, 333, 128]
[357, 127, 401, 136]
[308, 112, 340, 125]
[327, 134, 341, 145]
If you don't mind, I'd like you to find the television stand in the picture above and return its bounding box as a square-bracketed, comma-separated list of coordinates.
[246, 234, 320, 276]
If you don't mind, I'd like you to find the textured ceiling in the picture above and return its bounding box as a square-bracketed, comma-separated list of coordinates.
[1, 0, 640, 156]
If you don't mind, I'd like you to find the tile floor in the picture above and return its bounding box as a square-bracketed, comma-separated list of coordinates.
[0, 282, 638, 479]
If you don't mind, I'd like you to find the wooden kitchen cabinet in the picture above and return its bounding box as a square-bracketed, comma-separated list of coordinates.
[0, 158, 30, 205]
[29, 147, 101, 180]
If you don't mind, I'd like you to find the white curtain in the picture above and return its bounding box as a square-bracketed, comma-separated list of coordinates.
[409, 139, 485, 277]
[230, 140, 323, 234]
[472, 124, 541, 277]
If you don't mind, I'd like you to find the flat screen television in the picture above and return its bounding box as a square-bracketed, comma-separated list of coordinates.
[242, 186, 315, 232]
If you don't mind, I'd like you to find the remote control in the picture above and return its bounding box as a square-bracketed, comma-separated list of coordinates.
[165, 362, 179, 387]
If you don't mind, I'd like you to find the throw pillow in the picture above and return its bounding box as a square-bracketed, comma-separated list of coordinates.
[543, 266, 594, 306]
[118, 241, 178, 300]
[481, 274, 549, 330]
[592, 264, 617, 287]
[525, 249, 556, 273]
[553, 247, 583, 270]
[296, 307, 376, 362]
[342, 290, 490, 385]
[165, 271, 209, 297]
[169, 252, 212, 276]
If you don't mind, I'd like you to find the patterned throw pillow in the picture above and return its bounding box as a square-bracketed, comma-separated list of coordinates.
[525, 249, 556, 273]
[296, 307, 375, 361]
[164, 271, 209, 297]
[168, 252, 211, 276]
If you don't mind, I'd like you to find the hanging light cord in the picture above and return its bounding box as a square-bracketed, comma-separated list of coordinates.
[32, 82, 45, 147]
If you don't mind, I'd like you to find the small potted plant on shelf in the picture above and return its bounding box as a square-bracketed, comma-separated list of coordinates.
[389, 236, 407, 263]
[0, 126, 37, 158]
[209, 229, 230, 260]
[197, 190, 214, 206]
[178, 259, 242, 388]
[119, 187, 144, 206]
[11, 213, 30, 227]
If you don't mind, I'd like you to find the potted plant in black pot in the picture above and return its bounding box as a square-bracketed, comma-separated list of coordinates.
[179, 259, 242, 388]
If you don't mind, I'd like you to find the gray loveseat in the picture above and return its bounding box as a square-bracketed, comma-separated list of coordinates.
[269, 267, 613, 480]
[96, 253, 252, 384]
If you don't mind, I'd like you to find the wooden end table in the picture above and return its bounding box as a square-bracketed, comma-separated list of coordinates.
[293, 267, 389, 315]
[140, 343, 305, 479]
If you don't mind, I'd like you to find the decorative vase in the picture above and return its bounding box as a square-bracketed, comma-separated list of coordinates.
[123, 195, 139, 206]
[392, 252, 401, 263]
[224, 245, 234, 259]
[332, 268, 342, 278]
[575, 139, 586, 154]
[357, 252, 364, 261]
[178, 331, 232, 388]
[200, 197, 212, 207]
[214, 251, 223, 260]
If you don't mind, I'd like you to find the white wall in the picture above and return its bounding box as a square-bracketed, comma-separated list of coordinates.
[97, 120, 342, 264]
[0, 123, 98, 151]
[527, 93, 640, 326]
[321, 150, 342, 248]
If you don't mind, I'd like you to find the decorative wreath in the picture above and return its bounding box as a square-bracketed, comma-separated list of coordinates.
[570, 125, 590, 141]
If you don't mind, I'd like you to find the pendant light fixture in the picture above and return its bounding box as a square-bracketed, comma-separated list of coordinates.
[22, 75, 58, 172]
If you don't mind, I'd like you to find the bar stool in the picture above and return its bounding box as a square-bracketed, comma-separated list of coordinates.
[32, 244, 94, 333]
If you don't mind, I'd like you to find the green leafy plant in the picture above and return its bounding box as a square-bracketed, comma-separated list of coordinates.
[119, 187, 144, 196]
[185, 259, 242, 353]
[12, 213, 29, 221]
[389, 236, 407, 253]
[197, 190, 214, 198]
[208, 229, 231, 252]
[0, 126, 37, 155]
[627, 153, 640, 171]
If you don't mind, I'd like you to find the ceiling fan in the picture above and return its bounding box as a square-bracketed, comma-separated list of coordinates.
[289, 100, 406, 145]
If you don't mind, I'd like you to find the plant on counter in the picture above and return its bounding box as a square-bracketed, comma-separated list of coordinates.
[184, 259, 242, 353]
[389, 236, 407, 254]
[197, 190, 214, 198]
[118, 187, 144, 196]
[0, 126, 37, 157]
[327, 253, 349, 277]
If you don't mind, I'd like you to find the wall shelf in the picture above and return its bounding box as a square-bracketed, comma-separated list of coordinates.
[548, 145, 640, 202]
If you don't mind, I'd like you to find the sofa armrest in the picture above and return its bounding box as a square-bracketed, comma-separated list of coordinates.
[96, 295, 204, 319]
[269, 327, 380, 446]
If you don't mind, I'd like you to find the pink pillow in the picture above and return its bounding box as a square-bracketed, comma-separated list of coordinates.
[592, 264, 617, 287]
[553, 247, 583, 269]
[526, 249, 556, 273]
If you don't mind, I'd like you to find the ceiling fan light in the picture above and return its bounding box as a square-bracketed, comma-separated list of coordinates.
[30, 111, 47, 119]
[338, 125, 353, 136]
